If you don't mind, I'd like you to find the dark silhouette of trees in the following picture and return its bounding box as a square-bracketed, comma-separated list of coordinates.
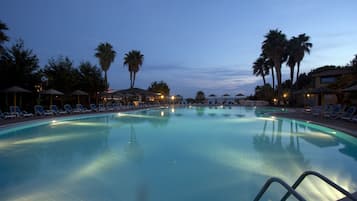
[123, 50, 144, 88]
[148, 81, 170, 96]
[262, 29, 288, 102]
[43, 56, 80, 93]
[78, 61, 106, 98]
[295, 34, 312, 80]
[195, 91, 206, 103]
[0, 20, 9, 53]
[95, 42, 116, 89]
[0, 39, 40, 89]
[252, 55, 269, 85]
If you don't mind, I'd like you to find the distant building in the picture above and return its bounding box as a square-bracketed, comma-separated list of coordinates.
[306, 68, 353, 105]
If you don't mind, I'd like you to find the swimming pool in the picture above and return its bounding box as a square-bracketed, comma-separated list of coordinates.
[0, 106, 356, 201]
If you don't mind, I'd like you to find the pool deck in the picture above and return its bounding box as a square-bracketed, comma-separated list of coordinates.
[272, 108, 357, 138]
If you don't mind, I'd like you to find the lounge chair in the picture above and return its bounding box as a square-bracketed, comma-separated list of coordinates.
[10, 106, 34, 117]
[34, 105, 53, 116]
[50, 105, 67, 115]
[76, 104, 91, 113]
[311, 106, 323, 116]
[90, 104, 98, 112]
[0, 109, 17, 119]
[98, 104, 106, 112]
[352, 115, 357, 122]
[63, 104, 73, 114]
[106, 103, 114, 111]
[324, 104, 342, 118]
[113, 103, 121, 110]
[340, 106, 356, 121]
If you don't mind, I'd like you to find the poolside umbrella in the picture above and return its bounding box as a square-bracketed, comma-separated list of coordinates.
[41, 89, 64, 105]
[208, 94, 216, 98]
[72, 90, 89, 104]
[235, 93, 246, 99]
[2, 86, 31, 107]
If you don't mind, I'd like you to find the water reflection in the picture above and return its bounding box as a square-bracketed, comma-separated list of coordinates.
[0, 116, 112, 199]
[252, 117, 357, 200]
[125, 125, 143, 162]
[115, 109, 171, 128]
[195, 107, 205, 116]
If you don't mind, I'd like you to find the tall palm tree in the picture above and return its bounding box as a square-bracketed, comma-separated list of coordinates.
[287, 37, 299, 85]
[262, 29, 288, 100]
[295, 34, 312, 81]
[0, 21, 9, 53]
[252, 56, 269, 85]
[123, 50, 144, 88]
[264, 56, 275, 91]
[94, 42, 116, 89]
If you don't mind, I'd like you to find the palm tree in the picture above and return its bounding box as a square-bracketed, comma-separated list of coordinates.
[287, 37, 299, 85]
[295, 34, 312, 81]
[123, 50, 144, 88]
[0, 21, 9, 53]
[94, 42, 116, 89]
[252, 56, 269, 85]
[262, 29, 288, 100]
[266, 58, 275, 91]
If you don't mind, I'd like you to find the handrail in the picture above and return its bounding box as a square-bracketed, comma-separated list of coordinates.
[253, 177, 307, 201]
[280, 170, 357, 201]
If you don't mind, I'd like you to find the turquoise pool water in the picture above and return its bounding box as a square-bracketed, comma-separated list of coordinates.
[0, 106, 356, 201]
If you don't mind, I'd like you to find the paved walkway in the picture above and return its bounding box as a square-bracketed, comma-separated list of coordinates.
[273, 108, 357, 138]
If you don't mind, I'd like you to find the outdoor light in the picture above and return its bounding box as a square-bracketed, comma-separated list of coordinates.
[283, 93, 288, 98]
[307, 93, 311, 98]
[160, 95, 164, 99]
[171, 96, 175, 100]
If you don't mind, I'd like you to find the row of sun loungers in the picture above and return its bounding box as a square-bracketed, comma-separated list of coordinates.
[310, 104, 357, 122]
[1, 103, 159, 120]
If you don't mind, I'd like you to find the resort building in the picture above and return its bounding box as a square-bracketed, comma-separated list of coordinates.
[303, 68, 354, 106]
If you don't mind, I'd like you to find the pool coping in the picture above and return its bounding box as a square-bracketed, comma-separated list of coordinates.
[1, 106, 356, 138]
[270, 109, 357, 138]
[0, 107, 164, 135]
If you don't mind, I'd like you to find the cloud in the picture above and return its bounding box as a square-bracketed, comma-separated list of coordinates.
[135, 64, 261, 97]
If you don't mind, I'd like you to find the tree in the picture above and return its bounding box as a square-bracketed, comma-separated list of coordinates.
[195, 91, 205, 103]
[294, 73, 312, 90]
[0, 20, 9, 53]
[255, 84, 274, 102]
[148, 81, 170, 96]
[287, 37, 299, 85]
[348, 54, 357, 72]
[94, 42, 116, 89]
[295, 34, 312, 80]
[252, 56, 269, 85]
[43, 56, 80, 93]
[78, 61, 106, 97]
[0, 39, 40, 89]
[123, 50, 144, 88]
[262, 29, 288, 100]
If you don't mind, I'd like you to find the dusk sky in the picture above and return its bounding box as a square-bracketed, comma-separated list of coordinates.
[1, 0, 357, 97]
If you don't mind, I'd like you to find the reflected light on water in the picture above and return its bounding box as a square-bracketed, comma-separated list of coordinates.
[13, 133, 88, 145]
[50, 121, 108, 127]
[117, 113, 163, 119]
[257, 117, 276, 121]
[195, 145, 356, 201]
[70, 151, 125, 180]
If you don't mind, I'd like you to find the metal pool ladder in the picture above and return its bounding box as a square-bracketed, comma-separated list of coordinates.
[253, 170, 357, 201]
